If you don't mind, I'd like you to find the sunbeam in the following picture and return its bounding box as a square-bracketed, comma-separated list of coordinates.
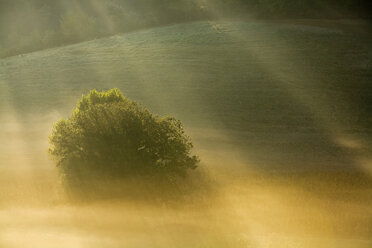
[0, 1, 371, 248]
[196, 2, 372, 174]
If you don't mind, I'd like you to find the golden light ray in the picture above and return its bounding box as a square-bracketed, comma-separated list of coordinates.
[194, 1, 370, 175]
[1, 3, 371, 247]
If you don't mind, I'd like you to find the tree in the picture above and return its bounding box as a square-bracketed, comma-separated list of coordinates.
[48, 89, 199, 195]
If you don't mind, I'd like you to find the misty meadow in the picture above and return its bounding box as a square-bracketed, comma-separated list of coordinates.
[0, 1, 371, 248]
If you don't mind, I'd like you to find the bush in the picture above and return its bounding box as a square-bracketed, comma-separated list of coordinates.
[48, 89, 199, 197]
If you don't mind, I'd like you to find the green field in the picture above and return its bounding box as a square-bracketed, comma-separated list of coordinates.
[0, 21, 372, 248]
[1, 21, 371, 170]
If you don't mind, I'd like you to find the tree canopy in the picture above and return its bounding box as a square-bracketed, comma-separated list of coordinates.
[48, 89, 199, 192]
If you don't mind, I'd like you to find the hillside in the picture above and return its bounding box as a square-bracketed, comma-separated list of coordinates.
[1, 1, 371, 58]
[1, 21, 371, 171]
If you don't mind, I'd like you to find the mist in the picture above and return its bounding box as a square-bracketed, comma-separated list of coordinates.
[1, 1, 372, 248]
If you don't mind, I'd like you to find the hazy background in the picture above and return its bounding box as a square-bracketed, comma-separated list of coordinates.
[1, 0, 372, 58]
[0, 1, 372, 247]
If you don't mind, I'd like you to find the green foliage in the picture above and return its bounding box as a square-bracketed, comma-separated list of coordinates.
[49, 89, 199, 192]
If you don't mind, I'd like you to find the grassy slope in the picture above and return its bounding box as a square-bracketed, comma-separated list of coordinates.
[1, 21, 372, 248]
[0, 21, 371, 170]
